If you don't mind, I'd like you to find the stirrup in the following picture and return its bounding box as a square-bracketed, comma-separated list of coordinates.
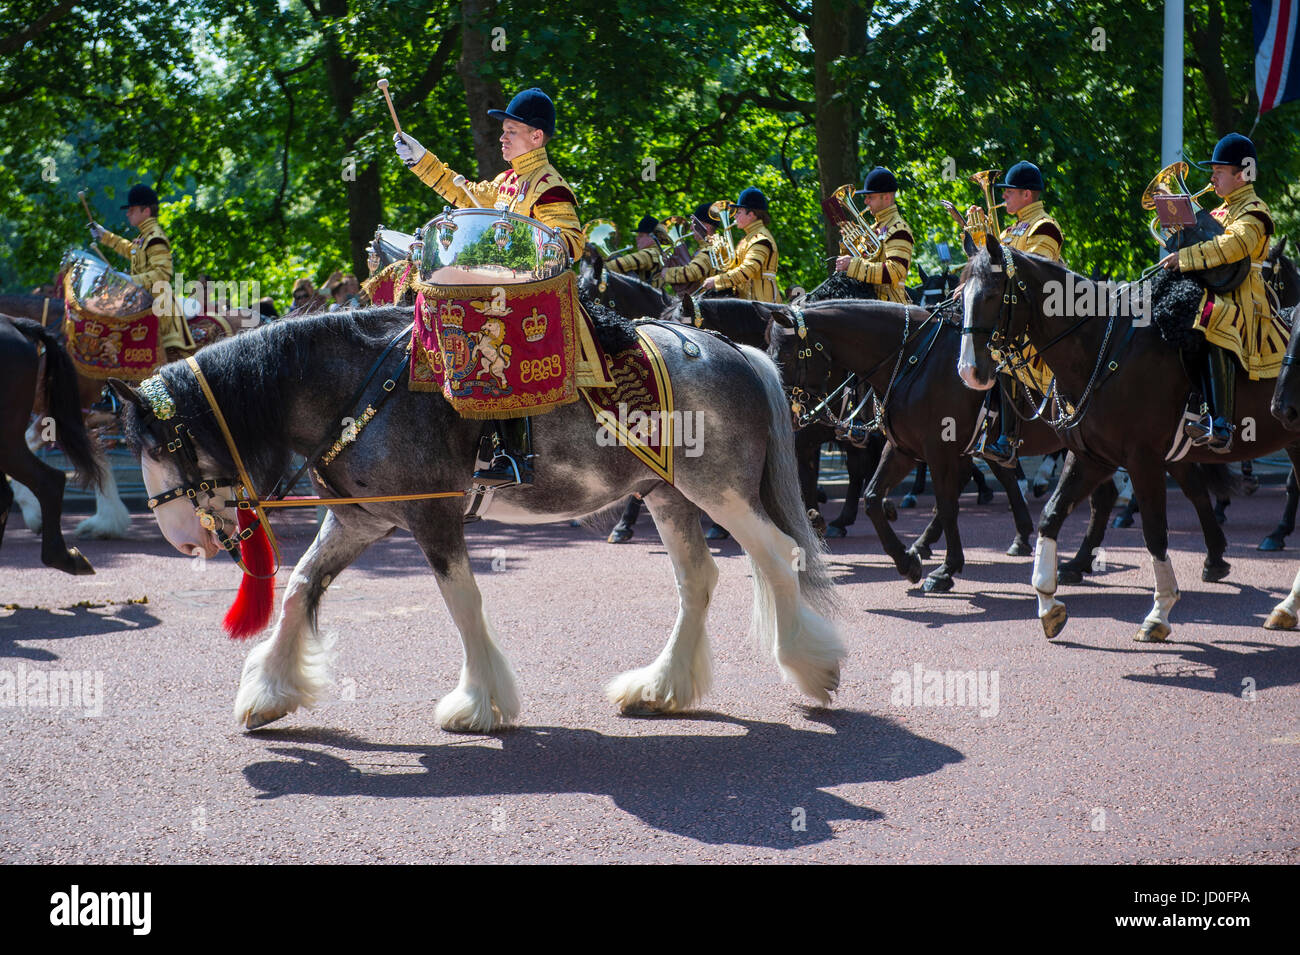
[472, 452, 534, 488]
[977, 432, 1017, 466]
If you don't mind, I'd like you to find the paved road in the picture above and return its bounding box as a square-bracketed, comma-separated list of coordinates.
[2, 479, 1297, 863]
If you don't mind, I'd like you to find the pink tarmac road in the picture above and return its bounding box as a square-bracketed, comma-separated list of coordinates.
[2, 483, 1298, 863]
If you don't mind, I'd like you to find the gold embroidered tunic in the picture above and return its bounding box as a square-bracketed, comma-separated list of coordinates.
[1000, 201, 1064, 396]
[410, 145, 585, 261]
[845, 204, 913, 304]
[1178, 184, 1286, 380]
[99, 216, 193, 351]
[713, 220, 781, 303]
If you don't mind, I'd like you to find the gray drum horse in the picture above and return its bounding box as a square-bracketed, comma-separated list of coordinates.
[114, 305, 844, 732]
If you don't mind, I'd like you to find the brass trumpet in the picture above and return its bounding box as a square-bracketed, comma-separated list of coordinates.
[663, 215, 694, 249]
[969, 169, 1006, 237]
[705, 200, 739, 271]
[821, 184, 881, 259]
[582, 218, 630, 259]
[1140, 161, 1214, 245]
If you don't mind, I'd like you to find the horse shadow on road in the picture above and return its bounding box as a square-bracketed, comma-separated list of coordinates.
[240, 708, 962, 848]
[0, 604, 160, 661]
[1054, 636, 1300, 697]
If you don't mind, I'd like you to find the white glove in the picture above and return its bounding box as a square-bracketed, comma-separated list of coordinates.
[88, 221, 104, 240]
[393, 132, 427, 167]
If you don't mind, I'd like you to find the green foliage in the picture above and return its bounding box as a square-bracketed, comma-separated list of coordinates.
[3, 0, 1300, 303]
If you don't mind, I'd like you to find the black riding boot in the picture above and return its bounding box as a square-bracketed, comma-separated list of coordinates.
[1187, 346, 1236, 452]
[978, 375, 1017, 465]
[473, 416, 534, 486]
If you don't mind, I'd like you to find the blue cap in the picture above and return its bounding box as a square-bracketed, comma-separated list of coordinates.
[855, 167, 899, 195]
[487, 87, 556, 138]
[736, 187, 768, 212]
[997, 161, 1045, 191]
[1197, 133, 1256, 170]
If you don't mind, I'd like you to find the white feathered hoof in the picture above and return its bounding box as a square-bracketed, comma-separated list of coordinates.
[1134, 621, 1171, 643]
[75, 511, 131, 540]
[606, 666, 695, 716]
[436, 685, 512, 733]
[1264, 608, 1297, 631]
[1041, 603, 1068, 639]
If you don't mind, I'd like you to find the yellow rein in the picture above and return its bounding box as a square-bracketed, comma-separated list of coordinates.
[182, 357, 466, 529]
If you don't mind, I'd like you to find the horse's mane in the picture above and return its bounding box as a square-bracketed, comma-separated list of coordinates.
[577, 287, 646, 353]
[126, 306, 410, 488]
[970, 245, 1206, 348]
[803, 272, 876, 303]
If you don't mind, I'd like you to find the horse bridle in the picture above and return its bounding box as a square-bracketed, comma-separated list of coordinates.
[137, 368, 277, 577]
[963, 242, 1119, 429]
[785, 300, 944, 433]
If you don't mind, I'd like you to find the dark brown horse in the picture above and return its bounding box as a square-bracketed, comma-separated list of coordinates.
[1, 314, 101, 573]
[960, 236, 1300, 641]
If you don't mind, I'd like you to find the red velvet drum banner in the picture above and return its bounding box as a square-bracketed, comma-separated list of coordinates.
[410, 269, 582, 420]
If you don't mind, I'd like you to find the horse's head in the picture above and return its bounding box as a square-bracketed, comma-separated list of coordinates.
[576, 243, 607, 299]
[110, 376, 238, 560]
[1272, 322, 1300, 430]
[957, 235, 1014, 391]
[765, 305, 834, 400]
[1264, 236, 1300, 311]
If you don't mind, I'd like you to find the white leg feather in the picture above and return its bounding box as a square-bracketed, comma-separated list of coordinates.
[434, 558, 520, 733]
[74, 455, 131, 539]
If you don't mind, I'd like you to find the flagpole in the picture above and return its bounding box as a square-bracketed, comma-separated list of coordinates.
[1162, 0, 1184, 169]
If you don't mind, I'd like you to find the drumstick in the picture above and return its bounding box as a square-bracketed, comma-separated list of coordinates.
[376, 79, 401, 135]
[77, 189, 95, 222]
[452, 176, 483, 208]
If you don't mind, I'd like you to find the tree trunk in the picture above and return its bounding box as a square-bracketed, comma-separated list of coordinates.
[1188, 1, 1239, 138]
[812, 0, 871, 261]
[458, 0, 508, 179]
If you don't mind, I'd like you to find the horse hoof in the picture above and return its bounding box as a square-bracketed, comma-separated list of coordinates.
[883, 501, 898, 522]
[1006, 538, 1031, 557]
[1259, 536, 1285, 552]
[1041, 604, 1068, 639]
[808, 509, 828, 537]
[824, 524, 846, 539]
[1264, 608, 1298, 630]
[903, 553, 923, 584]
[1201, 561, 1230, 583]
[243, 709, 289, 730]
[909, 542, 931, 561]
[923, 572, 954, 594]
[704, 525, 730, 541]
[1032, 482, 1048, 499]
[900, 494, 917, 509]
[1058, 567, 1083, 586]
[607, 526, 633, 544]
[1112, 515, 1133, 529]
[977, 489, 994, 505]
[1134, 622, 1171, 643]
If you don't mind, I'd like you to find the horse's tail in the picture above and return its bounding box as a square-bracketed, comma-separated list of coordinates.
[11, 316, 103, 490]
[737, 343, 838, 616]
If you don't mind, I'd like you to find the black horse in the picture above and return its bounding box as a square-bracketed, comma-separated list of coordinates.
[960, 236, 1300, 641]
[0, 314, 101, 574]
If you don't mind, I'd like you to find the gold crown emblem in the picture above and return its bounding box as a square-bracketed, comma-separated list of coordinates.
[522, 307, 548, 342]
[438, 302, 465, 330]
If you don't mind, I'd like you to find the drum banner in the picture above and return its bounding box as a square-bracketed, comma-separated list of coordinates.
[362, 260, 415, 306]
[409, 270, 583, 419]
[62, 299, 161, 382]
[580, 327, 677, 485]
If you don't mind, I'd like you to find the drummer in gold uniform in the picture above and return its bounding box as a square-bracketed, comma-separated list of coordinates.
[701, 188, 782, 303]
[393, 87, 586, 485]
[978, 160, 1064, 465]
[606, 215, 670, 287]
[88, 184, 194, 358]
[833, 167, 913, 304]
